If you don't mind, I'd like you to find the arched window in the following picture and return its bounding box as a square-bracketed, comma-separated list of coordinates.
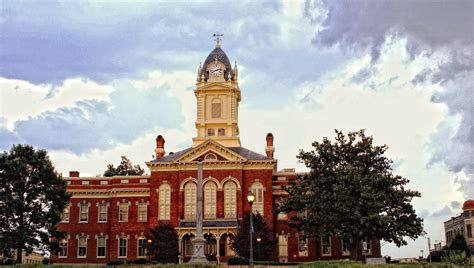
[211, 98, 222, 119]
[205, 153, 217, 161]
[224, 181, 237, 218]
[204, 181, 217, 219]
[159, 184, 171, 220]
[251, 182, 264, 215]
[184, 182, 196, 220]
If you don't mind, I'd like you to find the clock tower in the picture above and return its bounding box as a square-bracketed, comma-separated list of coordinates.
[192, 37, 241, 147]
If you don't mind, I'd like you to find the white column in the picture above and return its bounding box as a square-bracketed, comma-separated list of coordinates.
[216, 235, 220, 264]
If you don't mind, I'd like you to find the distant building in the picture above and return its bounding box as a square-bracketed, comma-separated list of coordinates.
[51, 41, 380, 264]
[444, 200, 474, 254]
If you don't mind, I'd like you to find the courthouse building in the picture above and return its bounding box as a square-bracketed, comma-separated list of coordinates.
[444, 200, 474, 255]
[52, 40, 381, 263]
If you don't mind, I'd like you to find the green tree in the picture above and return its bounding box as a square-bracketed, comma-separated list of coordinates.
[145, 222, 179, 263]
[448, 233, 470, 257]
[231, 212, 275, 261]
[103, 156, 145, 176]
[277, 130, 424, 260]
[0, 145, 71, 263]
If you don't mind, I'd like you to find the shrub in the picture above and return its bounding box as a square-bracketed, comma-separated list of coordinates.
[107, 260, 125, 266]
[227, 256, 249, 265]
[131, 258, 151, 264]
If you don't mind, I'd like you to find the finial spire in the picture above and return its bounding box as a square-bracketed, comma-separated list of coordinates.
[213, 32, 223, 48]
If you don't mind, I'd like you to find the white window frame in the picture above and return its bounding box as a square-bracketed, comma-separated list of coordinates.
[137, 237, 146, 258]
[342, 239, 351, 256]
[97, 201, 109, 223]
[223, 181, 237, 218]
[321, 235, 331, 256]
[118, 236, 128, 258]
[251, 182, 264, 215]
[78, 202, 90, 223]
[159, 184, 171, 220]
[204, 181, 217, 219]
[184, 182, 196, 220]
[61, 203, 71, 223]
[117, 200, 130, 223]
[77, 234, 89, 258]
[95, 234, 108, 258]
[137, 202, 148, 222]
[298, 234, 309, 257]
[58, 236, 69, 258]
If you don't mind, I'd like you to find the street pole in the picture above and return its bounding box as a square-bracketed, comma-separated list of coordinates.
[247, 191, 255, 268]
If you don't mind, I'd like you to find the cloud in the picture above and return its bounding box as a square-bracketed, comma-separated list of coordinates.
[305, 0, 474, 200]
[1, 78, 184, 154]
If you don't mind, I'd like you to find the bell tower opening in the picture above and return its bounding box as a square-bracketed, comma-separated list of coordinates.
[192, 34, 241, 148]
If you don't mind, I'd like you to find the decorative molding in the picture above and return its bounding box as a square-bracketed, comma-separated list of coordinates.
[221, 176, 241, 190]
[203, 176, 221, 190]
[179, 176, 197, 191]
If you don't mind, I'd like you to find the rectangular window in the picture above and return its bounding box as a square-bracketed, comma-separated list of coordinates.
[185, 238, 194, 256]
[322, 235, 331, 256]
[98, 203, 107, 223]
[217, 128, 225, 136]
[61, 206, 70, 223]
[59, 240, 68, 257]
[79, 203, 88, 223]
[97, 237, 106, 258]
[363, 240, 372, 255]
[467, 224, 472, 238]
[298, 234, 308, 257]
[159, 187, 171, 220]
[78, 237, 87, 257]
[138, 204, 148, 222]
[137, 238, 145, 258]
[211, 103, 221, 118]
[342, 239, 350, 256]
[119, 204, 129, 222]
[119, 238, 127, 258]
[278, 235, 288, 257]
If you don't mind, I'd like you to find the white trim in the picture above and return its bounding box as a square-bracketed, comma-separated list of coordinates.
[221, 176, 241, 190]
[136, 236, 146, 258]
[321, 235, 331, 256]
[76, 233, 89, 258]
[95, 233, 108, 259]
[179, 176, 197, 191]
[117, 236, 128, 258]
[97, 201, 109, 223]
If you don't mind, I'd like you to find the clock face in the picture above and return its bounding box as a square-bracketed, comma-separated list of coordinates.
[210, 64, 222, 77]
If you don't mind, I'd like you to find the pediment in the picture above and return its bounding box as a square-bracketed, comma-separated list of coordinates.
[175, 139, 246, 163]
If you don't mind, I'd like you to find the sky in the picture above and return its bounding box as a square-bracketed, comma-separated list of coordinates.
[1, 0, 473, 259]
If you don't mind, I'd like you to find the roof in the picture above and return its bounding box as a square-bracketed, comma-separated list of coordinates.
[151, 146, 269, 162]
[202, 46, 232, 81]
[463, 200, 474, 210]
[152, 147, 193, 162]
[228, 147, 269, 160]
[179, 220, 238, 228]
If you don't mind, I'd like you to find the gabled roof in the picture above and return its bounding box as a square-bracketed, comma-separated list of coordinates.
[150, 140, 269, 163]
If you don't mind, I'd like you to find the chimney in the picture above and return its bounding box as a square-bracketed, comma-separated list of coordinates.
[155, 135, 165, 160]
[265, 133, 274, 159]
[69, 171, 80, 177]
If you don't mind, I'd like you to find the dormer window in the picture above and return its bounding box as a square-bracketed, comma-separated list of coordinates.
[207, 129, 215, 136]
[218, 128, 225, 136]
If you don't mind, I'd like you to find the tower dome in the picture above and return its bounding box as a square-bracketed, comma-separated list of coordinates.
[202, 46, 233, 81]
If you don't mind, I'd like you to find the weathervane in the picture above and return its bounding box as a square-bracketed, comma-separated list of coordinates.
[213, 32, 223, 47]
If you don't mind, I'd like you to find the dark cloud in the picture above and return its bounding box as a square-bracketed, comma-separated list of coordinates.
[1, 82, 183, 154]
[431, 205, 453, 218]
[307, 0, 474, 199]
